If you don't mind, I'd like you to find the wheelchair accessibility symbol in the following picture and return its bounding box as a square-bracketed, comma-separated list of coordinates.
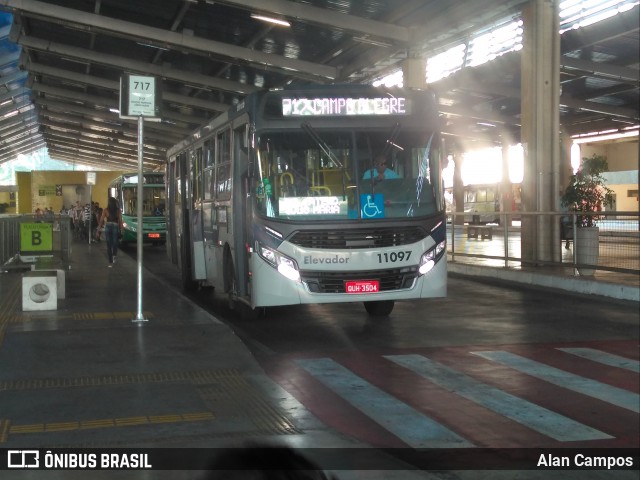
[361, 194, 385, 219]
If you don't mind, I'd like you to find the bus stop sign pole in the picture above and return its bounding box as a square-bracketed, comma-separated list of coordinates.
[119, 73, 162, 323]
[134, 114, 147, 322]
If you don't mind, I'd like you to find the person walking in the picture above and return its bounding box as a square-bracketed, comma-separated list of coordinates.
[97, 196, 123, 267]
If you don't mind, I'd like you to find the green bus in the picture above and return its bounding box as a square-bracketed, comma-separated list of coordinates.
[108, 172, 167, 246]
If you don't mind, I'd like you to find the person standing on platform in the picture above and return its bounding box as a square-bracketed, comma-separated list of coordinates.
[97, 196, 123, 267]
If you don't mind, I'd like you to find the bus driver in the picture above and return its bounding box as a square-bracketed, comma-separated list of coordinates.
[362, 155, 399, 181]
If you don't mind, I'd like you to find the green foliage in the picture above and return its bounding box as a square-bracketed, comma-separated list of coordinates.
[561, 154, 614, 228]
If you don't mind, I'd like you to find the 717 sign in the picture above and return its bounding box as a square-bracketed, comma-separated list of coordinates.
[126, 74, 157, 117]
[133, 80, 152, 90]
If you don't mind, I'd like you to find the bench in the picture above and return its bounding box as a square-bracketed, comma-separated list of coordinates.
[467, 225, 493, 240]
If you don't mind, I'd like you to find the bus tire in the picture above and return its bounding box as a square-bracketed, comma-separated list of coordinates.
[240, 304, 266, 321]
[363, 300, 394, 316]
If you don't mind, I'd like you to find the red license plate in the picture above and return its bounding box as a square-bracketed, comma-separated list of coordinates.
[148, 233, 160, 238]
[345, 280, 379, 294]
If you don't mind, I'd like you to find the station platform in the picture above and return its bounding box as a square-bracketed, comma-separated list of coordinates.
[0, 242, 376, 473]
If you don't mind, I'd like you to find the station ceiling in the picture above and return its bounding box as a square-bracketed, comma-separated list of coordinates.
[0, 0, 638, 171]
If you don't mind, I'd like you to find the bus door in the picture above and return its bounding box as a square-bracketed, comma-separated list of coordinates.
[166, 160, 178, 264]
[174, 152, 187, 271]
[202, 139, 219, 286]
[233, 120, 250, 299]
[190, 146, 207, 281]
[211, 127, 233, 294]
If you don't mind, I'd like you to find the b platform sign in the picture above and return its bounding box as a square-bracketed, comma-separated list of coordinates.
[20, 223, 53, 254]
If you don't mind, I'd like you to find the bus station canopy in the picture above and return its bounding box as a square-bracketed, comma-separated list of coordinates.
[0, 0, 638, 170]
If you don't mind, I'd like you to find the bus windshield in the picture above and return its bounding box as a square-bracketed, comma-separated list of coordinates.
[254, 128, 441, 221]
[122, 186, 166, 216]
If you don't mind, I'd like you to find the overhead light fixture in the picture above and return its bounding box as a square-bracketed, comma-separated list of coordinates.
[572, 129, 639, 144]
[353, 36, 393, 48]
[251, 13, 290, 27]
[2, 109, 19, 119]
[136, 42, 170, 51]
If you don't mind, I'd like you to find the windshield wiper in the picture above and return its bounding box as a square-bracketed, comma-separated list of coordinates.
[301, 122, 343, 169]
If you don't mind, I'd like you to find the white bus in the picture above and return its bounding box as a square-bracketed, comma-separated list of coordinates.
[166, 85, 447, 316]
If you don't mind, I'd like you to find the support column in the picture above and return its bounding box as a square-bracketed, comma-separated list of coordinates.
[453, 152, 465, 226]
[402, 57, 427, 89]
[521, 0, 561, 265]
[500, 130, 514, 227]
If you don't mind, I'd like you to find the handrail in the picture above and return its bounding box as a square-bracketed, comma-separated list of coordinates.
[0, 214, 72, 267]
[447, 210, 639, 276]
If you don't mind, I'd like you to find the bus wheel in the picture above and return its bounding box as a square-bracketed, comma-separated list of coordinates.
[363, 300, 394, 316]
[239, 304, 266, 320]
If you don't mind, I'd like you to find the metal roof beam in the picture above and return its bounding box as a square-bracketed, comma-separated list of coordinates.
[0, 110, 37, 130]
[560, 95, 640, 120]
[214, 0, 409, 43]
[46, 149, 145, 170]
[0, 69, 27, 87]
[0, 86, 29, 104]
[34, 98, 190, 139]
[42, 134, 164, 164]
[0, 49, 20, 68]
[562, 57, 639, 84]
[16, 35, 259, 96]
[0, 131, 43, 156]
[31, 82, 203, 128]
[25, 61, 230, 114]
[46, 144, 162, 169]
[41, 128, 166, 158]
[39, 111, 177, 147]
[0, 118, 38, 138]
[40, 122, 167, 153]
[46, 141, 163, 165]
[0, 125, 39, 146]
[0, 140, 45, 164]
[2, 0, 337, 80]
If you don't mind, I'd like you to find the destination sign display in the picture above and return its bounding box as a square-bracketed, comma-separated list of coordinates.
[279, 196, 347, 216]
[123, 174, 164, 185]
[282, 96, 409, 117]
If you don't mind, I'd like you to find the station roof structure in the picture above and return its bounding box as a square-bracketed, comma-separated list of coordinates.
[0, 0, 638, 170]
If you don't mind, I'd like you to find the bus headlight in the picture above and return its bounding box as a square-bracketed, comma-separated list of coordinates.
[418, 240, 446, 275]
[257, 243, 301, 282]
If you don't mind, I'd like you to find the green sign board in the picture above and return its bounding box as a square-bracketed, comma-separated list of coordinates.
[20, 223, 53, 253]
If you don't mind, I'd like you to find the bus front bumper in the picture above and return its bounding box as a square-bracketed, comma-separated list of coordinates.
[250, 255, 446, 308]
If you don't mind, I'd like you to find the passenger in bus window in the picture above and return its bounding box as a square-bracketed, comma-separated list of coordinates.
[362, 155, 399, 181]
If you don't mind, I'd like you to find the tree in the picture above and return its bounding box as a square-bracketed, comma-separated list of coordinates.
[561, 154, 614, 228]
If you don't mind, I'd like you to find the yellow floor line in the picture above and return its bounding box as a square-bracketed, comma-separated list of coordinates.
[0, 419, 10, 442]
[8, 411, 214, 439]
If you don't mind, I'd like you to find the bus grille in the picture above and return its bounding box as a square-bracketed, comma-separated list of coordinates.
[301, 267, 418, 294]
[289, 227, 426, 249]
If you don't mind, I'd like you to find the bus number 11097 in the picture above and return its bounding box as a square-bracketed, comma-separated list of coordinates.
[377, 251, 411, 263]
